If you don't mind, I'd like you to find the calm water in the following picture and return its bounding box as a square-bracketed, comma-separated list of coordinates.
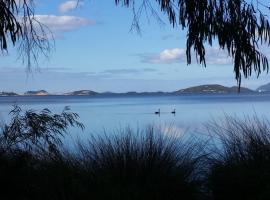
[0, 93, 270, 141]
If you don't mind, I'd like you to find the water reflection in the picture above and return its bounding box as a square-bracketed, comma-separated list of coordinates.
[0, 94, 269, 142]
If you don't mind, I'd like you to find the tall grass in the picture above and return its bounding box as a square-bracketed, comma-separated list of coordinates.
[2, 106, 270, 199]
[0, 108, 207, 200]
[75, 126, 207, 200]
[206, 115, 270, 200]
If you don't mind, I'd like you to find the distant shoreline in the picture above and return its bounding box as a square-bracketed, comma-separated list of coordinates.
[1, 83, 266, 97]
[0, 91, 269, 98]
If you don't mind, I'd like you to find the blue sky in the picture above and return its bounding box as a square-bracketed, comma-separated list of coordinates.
[1, 0, 270, 93]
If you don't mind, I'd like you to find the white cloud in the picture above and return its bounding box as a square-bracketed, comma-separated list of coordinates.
[142, 48, 186, 64]
[34, 15, 93, 33]
[59, 1, 83, 13]
[141, 47, 233, 65]
[159, 48, 185, 61]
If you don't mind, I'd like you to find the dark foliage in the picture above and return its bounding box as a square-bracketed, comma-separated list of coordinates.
[2, 0, 270, 85]
[0, 105, 84, 154]
[0, 123, 207, 200]
[0, 0, 52, 69]
[0, 150, 86, 200]
[76, 127, 207, 200]
[2, 110, 270, 199]
[206, 115, 270, 200]
[115, 0, 270, 87]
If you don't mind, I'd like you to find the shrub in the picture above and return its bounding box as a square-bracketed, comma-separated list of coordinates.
[0, 105, 85, 200]
[206, 115, 270, 200]
[76, 126, 207, 200]
[0, 124, 207, 200]
[0, 105, 84, 154]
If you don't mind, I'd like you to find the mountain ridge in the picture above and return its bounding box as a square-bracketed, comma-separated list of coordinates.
[63, 90, 98, 96]
[24, 90, 49, 96]
[174, 84, 254, 94]
[257, 82, 270, 92]
[1, 83, 266, 96]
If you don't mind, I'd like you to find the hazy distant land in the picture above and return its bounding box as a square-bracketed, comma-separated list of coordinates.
[1, 83, 269, 97]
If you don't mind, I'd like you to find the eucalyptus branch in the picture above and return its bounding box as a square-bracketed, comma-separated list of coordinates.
[115, 0, 270, 88]
[0, 0, 53, 70]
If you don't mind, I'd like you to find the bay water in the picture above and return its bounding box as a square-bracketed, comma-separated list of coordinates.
[0, 93, 269, 144]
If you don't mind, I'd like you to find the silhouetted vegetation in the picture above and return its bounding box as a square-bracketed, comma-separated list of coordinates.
[0, 0, 52, 68]
[206, 115, 270, 200]
[0, 105, 84, 155]
[116, 0, 270, 87]
[1, 0, 270, 85]
[1, 107, 270, 199]
[0, 108, 207, 200]
[75, 127, 207, 200]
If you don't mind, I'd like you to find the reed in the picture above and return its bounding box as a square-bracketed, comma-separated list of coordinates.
[206, 115, 270, 200]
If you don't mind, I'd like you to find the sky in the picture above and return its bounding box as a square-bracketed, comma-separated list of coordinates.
[1, 0, 270, 93]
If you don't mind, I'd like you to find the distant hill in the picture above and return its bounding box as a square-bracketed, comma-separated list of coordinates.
[24, 90, 49, 96]
[64, 90, 98, 96]
[0, 92, 18, 96]
[0, 84, 257, 97]
[174, 84, 254, 94]
[227, 86, 254, 93]
[257, 82, 270, 92]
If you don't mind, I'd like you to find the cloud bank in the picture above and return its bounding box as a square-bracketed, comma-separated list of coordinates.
[141, 47, 233, 65]
[35, 15, 93, 33]
[141, 48, 185, 64]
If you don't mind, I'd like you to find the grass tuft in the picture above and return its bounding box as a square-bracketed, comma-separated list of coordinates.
[206, 115, 270, 200]
[75, 126, 206, 199]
